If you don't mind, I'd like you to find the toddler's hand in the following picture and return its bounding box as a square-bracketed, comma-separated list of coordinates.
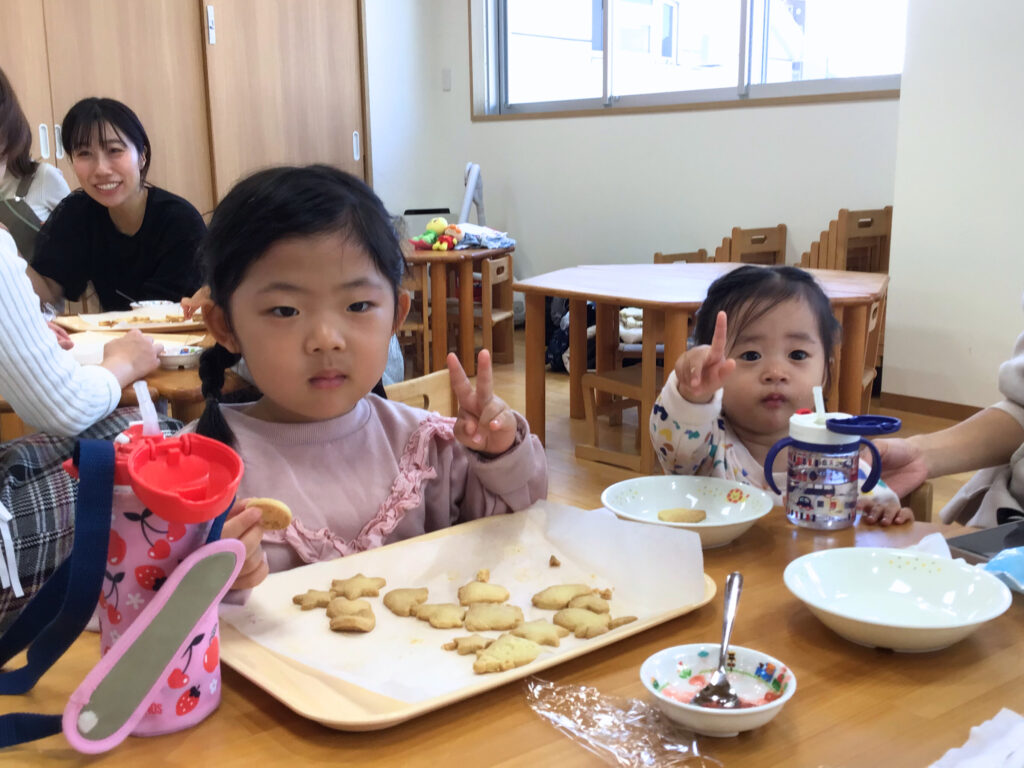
[858, 498, 914, 527]
[222, 500, 269, 590]
[448, 349, 517, 456]
[672, 310, 736, 403]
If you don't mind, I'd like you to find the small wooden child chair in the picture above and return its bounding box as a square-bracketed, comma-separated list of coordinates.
[447, 253, 515, 364]
[384, 370, 455, 416]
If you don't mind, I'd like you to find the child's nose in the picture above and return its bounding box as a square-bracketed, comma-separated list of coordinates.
[760, 361, 789, 383]
[306, 322, 345, 353]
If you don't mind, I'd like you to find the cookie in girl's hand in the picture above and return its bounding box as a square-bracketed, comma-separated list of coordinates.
[245, 497, 293, 530]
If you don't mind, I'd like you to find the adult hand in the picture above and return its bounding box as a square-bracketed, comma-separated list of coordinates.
[672, 310, 736, 404]
[222, 501, 268, 590]
[871, 437, 928, 500]
[100, 330, 163, 387]
[448, 349, 517, 456]
[181, 285, 211, 320]
[48, 321, 74, 350]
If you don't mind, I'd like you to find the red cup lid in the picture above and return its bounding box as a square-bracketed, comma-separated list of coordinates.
[62, 423, 164, 484]
[126, 433, 243, 524]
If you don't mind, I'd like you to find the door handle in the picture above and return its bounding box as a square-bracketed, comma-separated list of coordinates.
[352, 131, 360, 162]
[54, 125, 64, 159]
[38, 124, 50, 159]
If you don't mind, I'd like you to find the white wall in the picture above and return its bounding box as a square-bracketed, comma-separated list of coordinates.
[884, 0, 1024, 408]
[365, 0, 899, 284]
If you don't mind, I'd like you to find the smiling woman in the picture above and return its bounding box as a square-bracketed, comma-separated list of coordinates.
[27, 98, 206, 311]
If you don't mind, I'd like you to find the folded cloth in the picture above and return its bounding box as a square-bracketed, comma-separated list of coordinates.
[984, 547, 1024, 593]
[455, 222, 516, 250]
[929, 708, 1024, 767]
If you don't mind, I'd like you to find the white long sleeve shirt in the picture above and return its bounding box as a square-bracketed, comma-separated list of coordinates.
[0, 229, 121, 435]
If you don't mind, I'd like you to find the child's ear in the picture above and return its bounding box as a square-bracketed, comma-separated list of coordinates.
[393, 290, 411, 333]
[205, 304, 241, 354]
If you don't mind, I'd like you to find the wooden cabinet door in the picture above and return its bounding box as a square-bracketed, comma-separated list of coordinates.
[203, 0, 367, 201]
[41, 0, 216, 216]
[0, 0, 58, 175]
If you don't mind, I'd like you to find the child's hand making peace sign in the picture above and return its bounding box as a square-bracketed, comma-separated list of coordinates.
[672, 310, 737, 404]
[447, 349, 517, 456]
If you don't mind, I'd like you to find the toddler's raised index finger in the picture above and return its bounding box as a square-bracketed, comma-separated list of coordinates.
[709, 311, 729, 360]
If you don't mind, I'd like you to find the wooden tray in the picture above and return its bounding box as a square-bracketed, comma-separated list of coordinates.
[219, 501, 714, 730]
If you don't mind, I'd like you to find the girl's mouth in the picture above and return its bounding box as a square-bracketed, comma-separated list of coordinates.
[761, 393, 787, 408]
[309, 372, 346, 389]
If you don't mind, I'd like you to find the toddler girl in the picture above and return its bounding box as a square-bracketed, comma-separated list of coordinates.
[191, 165, 548, 588]
[649, 265, 909, 526]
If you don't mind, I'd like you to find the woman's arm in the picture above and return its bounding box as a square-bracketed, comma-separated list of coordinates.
[25, 264, 63, 307]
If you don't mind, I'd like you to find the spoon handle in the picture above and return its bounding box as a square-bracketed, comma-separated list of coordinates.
[717, 572, 743, 670]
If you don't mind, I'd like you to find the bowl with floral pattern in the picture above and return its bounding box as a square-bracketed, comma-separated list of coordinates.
[640, 643, 796, 737]
[601, 476, 774, 548]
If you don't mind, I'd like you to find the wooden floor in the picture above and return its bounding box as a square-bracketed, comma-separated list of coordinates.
[487, 329, 973, 517]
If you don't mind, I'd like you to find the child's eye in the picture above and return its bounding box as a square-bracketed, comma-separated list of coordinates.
[269, 306, 299, 318]
[348, 301, 374, 313]
[790, 350, 809, 361]
[737, 351, 760, 362]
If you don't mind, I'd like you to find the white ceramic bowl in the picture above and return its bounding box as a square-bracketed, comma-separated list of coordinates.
[640, 643, 796, 737]
[784, 547, 1013, 652]
[158, 345, 203, 370]
[601, 476, 774, 548]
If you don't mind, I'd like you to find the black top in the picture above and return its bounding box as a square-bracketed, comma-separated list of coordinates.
[33, 186, 206, 311]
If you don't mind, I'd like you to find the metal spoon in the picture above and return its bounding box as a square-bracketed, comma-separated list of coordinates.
[693, 571, 743, 709]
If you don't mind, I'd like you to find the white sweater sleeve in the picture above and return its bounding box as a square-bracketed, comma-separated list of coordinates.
[0, 230, 121, 435]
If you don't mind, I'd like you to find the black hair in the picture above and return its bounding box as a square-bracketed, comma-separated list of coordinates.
[196, 164, 407, 446]
[61, 97, 151, 181]
[0, 66, 36, 178]
[692, 265, 841, 389]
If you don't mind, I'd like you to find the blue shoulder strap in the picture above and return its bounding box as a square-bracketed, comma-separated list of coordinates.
[0, 439, 115, 745]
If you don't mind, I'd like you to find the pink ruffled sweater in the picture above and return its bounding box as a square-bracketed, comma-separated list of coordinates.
[203, 395, 548, 572]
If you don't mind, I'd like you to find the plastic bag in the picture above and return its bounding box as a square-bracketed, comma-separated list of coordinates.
[525, 678, 723, 767]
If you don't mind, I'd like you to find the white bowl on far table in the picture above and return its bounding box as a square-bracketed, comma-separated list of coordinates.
[784, 547, 1012, 652]
[601, 475, 774, 548]
[640, 643, 796, 737]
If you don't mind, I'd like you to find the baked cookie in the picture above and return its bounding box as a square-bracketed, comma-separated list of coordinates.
[383, 587, 429, 617]
[464, 603, 524, 632]
[413, 603, 466, 629]
[327, 597, 375, 632]
[553, 608, 611, 639]
[609, 615, 638, 630]
[473, 633, 541, 674]
[531, 584, 592, 610]
[658, 507, 706, 523]
[442, 634, 494, 655]
[510, 619, 570, 647]
[331, 573, 387, 600]
[567, 593, 610, 614]
[457, 580, 510, 605]
[245, 497, 293, 530]
[292, 589, 333, 610]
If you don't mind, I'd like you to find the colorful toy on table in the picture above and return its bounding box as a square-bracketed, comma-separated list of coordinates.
[409, 217, 464, 251]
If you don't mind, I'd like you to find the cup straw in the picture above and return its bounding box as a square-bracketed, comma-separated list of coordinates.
[134, 380, 161, 436]
[813, 385, 826, 423]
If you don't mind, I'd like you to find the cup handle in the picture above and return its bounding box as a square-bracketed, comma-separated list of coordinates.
[763, 437, 794, 495]
[859, 439, 882, 493]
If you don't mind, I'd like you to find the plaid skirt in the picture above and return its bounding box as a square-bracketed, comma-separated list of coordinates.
[0, 408, 182, 634]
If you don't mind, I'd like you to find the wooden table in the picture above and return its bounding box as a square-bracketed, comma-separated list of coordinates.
[515, 263, 889, 469]
[1, 512, 1017, 767]
[405, 247, 515, 377]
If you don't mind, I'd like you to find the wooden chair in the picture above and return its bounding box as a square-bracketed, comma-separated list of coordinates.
[835, 207, 892, 273]
[653, 248, 708, 264]
[397, 262, 431, 378]
[384, 370, 455, 417]
[447, 253, 515, 364]
[715, 225, 787, 265]
[902, 481, 933, 523]
[577, 364, 666, 472]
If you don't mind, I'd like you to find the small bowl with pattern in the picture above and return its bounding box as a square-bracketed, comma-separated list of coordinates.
[640, 643, 796, 737]
[158, 345, 204, 370]
[601, 476, 774, 548]
[784, 547, 1013, 652]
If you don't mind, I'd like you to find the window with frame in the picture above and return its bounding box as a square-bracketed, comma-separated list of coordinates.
[479, 0, 907, 116]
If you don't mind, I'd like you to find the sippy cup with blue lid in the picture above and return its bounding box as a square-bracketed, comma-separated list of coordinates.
[762, 388, 900, 530]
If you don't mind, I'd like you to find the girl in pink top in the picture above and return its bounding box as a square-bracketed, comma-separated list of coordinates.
[194, 165, 547, 589]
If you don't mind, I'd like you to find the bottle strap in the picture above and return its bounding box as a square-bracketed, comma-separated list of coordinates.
[0, 439, 115, 746]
